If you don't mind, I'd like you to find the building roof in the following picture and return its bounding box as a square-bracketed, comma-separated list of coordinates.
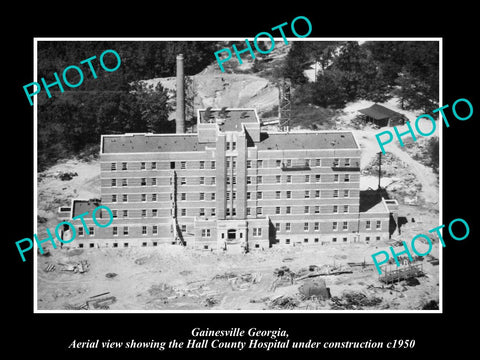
[198, 108, 258, 132]
[358, 104, 405, 120]
[102, 133, 208, 153]
[72, 199, 101, 218]
[257, 131, 359, 151]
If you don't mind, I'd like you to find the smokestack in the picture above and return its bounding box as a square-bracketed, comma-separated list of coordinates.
[176, 54, 185, 134]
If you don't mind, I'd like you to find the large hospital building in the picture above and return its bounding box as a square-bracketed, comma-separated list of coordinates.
[59, 55, 397, 251]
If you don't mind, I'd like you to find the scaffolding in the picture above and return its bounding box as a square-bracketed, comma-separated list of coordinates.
[171, 170, 186, 246]
[278, 78, 291, 132]
[379, 263, 424, 284]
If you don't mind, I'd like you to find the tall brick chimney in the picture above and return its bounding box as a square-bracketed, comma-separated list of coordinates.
[175, 54, 185, 134]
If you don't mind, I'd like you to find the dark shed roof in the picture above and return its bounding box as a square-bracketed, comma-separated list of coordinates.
[358, 104, 405, 120]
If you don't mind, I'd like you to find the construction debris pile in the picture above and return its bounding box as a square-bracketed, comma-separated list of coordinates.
[64, 292, 117, 310]
[330, 291, 382, 310]
[44, 260, 89, 274]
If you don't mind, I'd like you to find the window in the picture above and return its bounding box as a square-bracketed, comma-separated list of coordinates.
[112, 194, 117, 203]
[142, 242, 147, 247]
[332, 237, 337, 243]
[285, 223, 291, 231]
[315, 190, 320, 198]
[211, 161, 216, 169]
[304, 222, 309, 231]
[333, 158, 339, 167]
[226, 192, 230, 201]
[200, 177, 205, 185]
[141, 209, 146, 217]
[344, 190, 349, 198]
[113, 243, 118, 248]
[343, 237, 348, 243]
[247, 192, 251, 200]
[253, 228, 262, 237]
[304, 238, 309, 243]
[366, 236, 370, 242]
[275, 191, 281, 199]
[314, 222, 319, 231]
[170, 161, 175, 169]
[276, 160, 281, 168]
[151, 162, 156, 170]
[275, 207, 281, 214]
[366, 220, 371, 230]
[141, 194, 146, 202]
[111, 179, 117, 187]
[199, 208, 205, 216]
[345, 158, 351, 167]
[152, 209, 158, 217]
[247, 160, 252, 168]
[151, 178, 157, 186]
[303, 174, 309, 183]
[232, 160, 236, 169]
[276, 175, 281, 184]
[123, 226, 129, 235]
[315, 206, 320, 214]
[257, 160, 263, 168]
[200, 192, 205, 200]
[181, 161, 186, 169]
[152, 226, 158, 235]
[286, 175, 292, 183]
[232, 176, 236, 185]
[343, 221, 348, 230]
[122, 194, 128, 202]
[142, 226, 147, 235]
[315, 159, 321, 167]
[256, 207, 262, 215]
[314, 238, 319, 243]
[305, 159, 310, 167]
[123, 210, 128, 217]
[112, 210, 117, 218]
[286, 191, 291, 199]
[226, 208, 230, 216]
[344, 174, 350, 182]
[211, 177, 216, 185]
[286, 239, 291, 244]
[286, 206, 291, 214]
[124, 243, 129, 248]
[211, 208, 216, 216]
[305, 190, 310, 199]
[315, 174, 320, 182]
[181, 177, 186, 185]
[141, 162, 146, 170]
[152, 194, 157, 201]
[232, 142, 236, 150]
[376, 220, 381, 229]
[333, 222, 338, 231]
[286, 159, 292, 167]
[122, 178, 127, 186]
[333, 205, 338, 213]
[200, 161, 205, 169]
[257, 176, 262, 184]
[257, 191, 262, 200]
[226, 160, 230, 168]
[275, 223, 280, 231]
[111, 163, 116, 171]
[181, 225, 187, 232]
[232, 191, 236, 200]
[141, 178, 146, 186]
[201, 229, 211, 237]
[376, 236, 381, 241]
[78, 227, 84, 236]
[247, 208, 251, 215]
[304, 206, 309, 214]
[334, 174, 339, 182]
[226, 142, 230, 151]
[211, 193, 216, 200]
[333, 190, 339, 198]
[181, 209, 186, 216]
[122, 162, 127, 170]
[112, 227, 117, 236]
[343, 205, 349, 213]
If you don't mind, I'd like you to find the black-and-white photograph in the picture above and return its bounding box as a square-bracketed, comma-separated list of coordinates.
[34, 38, 441, 312]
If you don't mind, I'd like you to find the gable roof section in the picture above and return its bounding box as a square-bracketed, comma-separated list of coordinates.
[358, 103, 405, 120]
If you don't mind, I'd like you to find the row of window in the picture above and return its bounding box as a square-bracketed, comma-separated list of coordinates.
[281, 235, 381, 245]
[273, 220, 382, 232]
[109, 158, 357, 172]
[110, 189, 354, 203]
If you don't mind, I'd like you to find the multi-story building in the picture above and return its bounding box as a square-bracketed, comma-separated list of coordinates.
[67, 107, 396, 251]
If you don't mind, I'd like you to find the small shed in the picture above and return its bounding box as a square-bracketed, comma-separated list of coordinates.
[357, 103, 407, 127]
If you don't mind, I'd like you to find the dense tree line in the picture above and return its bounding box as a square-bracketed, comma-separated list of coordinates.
[37, 41, 219, 171]
[281, 41, 439, 112]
